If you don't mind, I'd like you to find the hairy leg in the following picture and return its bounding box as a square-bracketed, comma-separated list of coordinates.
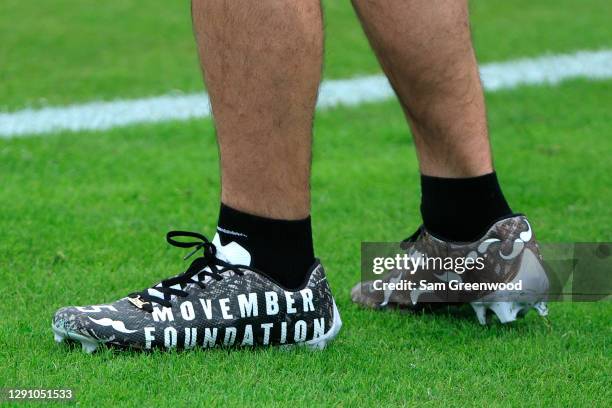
[351, 0, 492, 177]
[192, 0, 323, 219]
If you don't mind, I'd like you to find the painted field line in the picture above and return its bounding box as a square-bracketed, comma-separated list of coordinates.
[2, 49, 612, 138]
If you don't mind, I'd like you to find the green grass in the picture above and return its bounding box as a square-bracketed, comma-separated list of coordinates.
[2, 0, 612, 109]
[1, 0, 611, 406]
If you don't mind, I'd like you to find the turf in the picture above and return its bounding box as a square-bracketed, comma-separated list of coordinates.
[1, 1, 611, 406]
[2, 0, 612, 109]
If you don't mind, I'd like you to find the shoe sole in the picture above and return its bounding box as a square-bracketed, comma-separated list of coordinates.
[52, 326, 102, 353]
[52, 300, 343, 354]
[353, 297, 549, 325]
[470, 300, 548, 325]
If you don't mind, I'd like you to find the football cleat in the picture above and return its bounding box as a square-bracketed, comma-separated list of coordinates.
[351, 215, 549, 324]
[52, 231, 341, 353]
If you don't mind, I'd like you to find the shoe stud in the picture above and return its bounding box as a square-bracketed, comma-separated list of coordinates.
[533, 301, 548, 317]
[489, 302, 519, 324]
[81, 340, 98, 354]
[470, 303, 488, 325]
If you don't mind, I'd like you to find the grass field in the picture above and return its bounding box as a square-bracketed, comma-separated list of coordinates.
[1, 0, 611, 406]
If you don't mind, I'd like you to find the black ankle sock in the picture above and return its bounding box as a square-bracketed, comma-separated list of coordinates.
[420, 172, 513, 242]
[216, 203, 315, 290]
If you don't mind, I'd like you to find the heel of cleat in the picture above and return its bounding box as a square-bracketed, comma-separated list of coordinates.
[305, 301, 342, 350]
[470, 301, 549, 325]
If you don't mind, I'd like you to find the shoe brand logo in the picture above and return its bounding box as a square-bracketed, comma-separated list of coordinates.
[216, 226, 248, 238]
[128, 296, 150, 310]
[75, 305, 117, 313]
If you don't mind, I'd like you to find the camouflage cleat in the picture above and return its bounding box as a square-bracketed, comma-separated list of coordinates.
[351, 215, 549, 324]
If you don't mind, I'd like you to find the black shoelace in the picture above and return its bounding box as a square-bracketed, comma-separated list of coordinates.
[128, 231, 254, 310]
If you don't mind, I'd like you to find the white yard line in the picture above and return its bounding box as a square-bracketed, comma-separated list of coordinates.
[2, 49, 612, 139]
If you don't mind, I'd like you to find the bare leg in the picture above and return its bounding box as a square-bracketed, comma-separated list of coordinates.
[351, 0, 492, 177]
[349, 2, 546, 324]
[192, 0, 323, 219]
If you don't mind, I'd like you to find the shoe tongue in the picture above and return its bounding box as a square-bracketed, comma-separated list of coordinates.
[146, 235, 252, 303]
[212, 233, 252, 266]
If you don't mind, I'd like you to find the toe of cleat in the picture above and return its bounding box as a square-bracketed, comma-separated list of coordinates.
[470, 301, 549, 325]
[52, 326, 100, 353]
[54, 332, 65, 343]
[52, 326, 67, 344]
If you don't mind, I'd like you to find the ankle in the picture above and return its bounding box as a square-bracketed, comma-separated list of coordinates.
[420, 172, 512, 242]
[216, 203, 315, 290]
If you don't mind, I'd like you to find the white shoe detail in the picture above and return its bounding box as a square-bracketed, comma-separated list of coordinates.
[216, 226, 248, 238]
[470, 248, 549, 324]
[304, 301, 342, 350]
[75, 305, 117, 313]
[381, 273, 403, 307]
[87, 317, 138, 334]
[52, 326, 104, 354]
[519, 219, 533, 242]
[212, 233, 251, 266]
